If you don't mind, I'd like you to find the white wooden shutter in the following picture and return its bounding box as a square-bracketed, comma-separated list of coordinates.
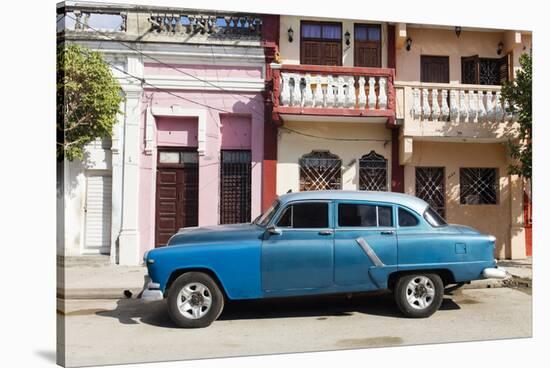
[84, 175, 112, 252]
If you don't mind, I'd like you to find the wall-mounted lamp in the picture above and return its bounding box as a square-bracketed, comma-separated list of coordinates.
[345, 31, 351, 46]
[497, 41, 504, 55]
[406, 37, 412, 51]
[287, 27, 294, 43]
[455, 26, 462, 38]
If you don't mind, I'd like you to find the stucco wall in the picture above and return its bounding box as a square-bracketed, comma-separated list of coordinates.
[403, 141, 513, 259]
[277, 121, 392, 195]
[396, 27, 532, 83]
[278, 15, 388, 68]
[138, 85, 264, 256]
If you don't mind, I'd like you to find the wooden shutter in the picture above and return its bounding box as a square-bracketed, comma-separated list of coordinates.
[301, 40, 322, 65]
[354, 24, 381, 67]
[322, 42, 342, 66]
[461, 55, 479, 84]
[421, 56, 450, 83]
[499, 52, 512, 83]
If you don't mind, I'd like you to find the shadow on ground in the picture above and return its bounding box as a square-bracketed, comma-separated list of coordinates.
[95, 291, 461, 329]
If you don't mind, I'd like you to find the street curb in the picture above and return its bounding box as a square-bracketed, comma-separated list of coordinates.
[57, 287, 143, 300]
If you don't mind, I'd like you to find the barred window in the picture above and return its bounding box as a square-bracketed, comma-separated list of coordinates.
[415, 167, 445, 218]
[299, 151, 342, 191]
[359, 151, 388, 191]
[460, 168, 498, 205]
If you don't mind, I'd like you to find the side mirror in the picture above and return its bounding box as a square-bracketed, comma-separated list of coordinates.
[267, 225, 282, 236]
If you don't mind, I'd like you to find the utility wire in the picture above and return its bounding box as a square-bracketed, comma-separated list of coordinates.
[64, 14, 261, 102]
[281, 126, 390, 143]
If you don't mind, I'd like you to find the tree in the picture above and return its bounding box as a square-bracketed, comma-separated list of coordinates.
[57, 43, 122, 161]
[501, 52, 532, 179]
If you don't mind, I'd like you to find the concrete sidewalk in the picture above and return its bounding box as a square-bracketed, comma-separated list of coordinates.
[57, 257, 532, 300]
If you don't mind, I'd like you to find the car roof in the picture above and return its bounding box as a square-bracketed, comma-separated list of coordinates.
[277, 190, 429, 215]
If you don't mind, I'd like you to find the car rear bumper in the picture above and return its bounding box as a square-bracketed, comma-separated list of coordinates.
[482, 266, 508, 279]
[141, 275, 164, 301]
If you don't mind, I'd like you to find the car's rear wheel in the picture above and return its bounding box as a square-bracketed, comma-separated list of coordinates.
[167, 272, 224, 328]
[394, 273, 443, 318]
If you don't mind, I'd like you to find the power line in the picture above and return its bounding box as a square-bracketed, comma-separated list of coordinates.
[64, 14, 262, 102]
[281, 126, 389, 143]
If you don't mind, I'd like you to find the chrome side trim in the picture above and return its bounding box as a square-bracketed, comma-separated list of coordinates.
[356, 237, 385, 267]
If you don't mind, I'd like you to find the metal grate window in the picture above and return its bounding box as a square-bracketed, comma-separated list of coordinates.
[460, 168, 498, 205]
[220, 150, 252, 224]
[359, 151, 388, 191]
[299, 150, 342, 191]
[416, 167, 446, 218]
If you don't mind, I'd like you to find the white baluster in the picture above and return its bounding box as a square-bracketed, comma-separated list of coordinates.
[504, 99, 513, 122]
[422, 88, 431, 120]
[495, 91, 504, 121]
[378, 77, 387, 110]
[326, 75, 335, 107]
[314, 75, 324, 107]
[441, 89, 450, 121]
[280, 73, 290, 106]
[477, 92, 487, 123]
[290, 74, 301, 107]
[335, 76, 345, 108]
[357, 77, 367, 109]
[412, 88, 421, 120]
[431, 89, 441, 121]
[449, 89, 458, 122]
[368, 77, 377, 110]
[459, 90, 467, 122]
[486, 92, 495, 122]
[468, 90, 477, 123]
[303, 74, 314, 107]
[344, 76, 355, 108]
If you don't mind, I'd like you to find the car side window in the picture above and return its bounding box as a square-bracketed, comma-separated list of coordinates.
[276, 202, 329, 228]
[338, 203, 393, 227]
[398, 207, 419, 227]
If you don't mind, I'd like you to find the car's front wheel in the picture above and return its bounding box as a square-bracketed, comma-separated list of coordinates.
[167, 272, 224, 328]
[394, 273, 443, 318]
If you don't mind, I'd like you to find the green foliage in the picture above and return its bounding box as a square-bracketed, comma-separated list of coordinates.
[501, 52, 532, 179]
[57, 43, 122, 161]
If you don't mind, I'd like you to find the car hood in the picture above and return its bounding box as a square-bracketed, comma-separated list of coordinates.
[445, 224, 481, 235]
[167, 223, 265, 246]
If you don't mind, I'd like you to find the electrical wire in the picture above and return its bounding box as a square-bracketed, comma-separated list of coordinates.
[64, 14, 261, 102]
[280, 126, 389, 143]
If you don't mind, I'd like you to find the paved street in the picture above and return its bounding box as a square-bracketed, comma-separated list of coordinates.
[59, 287, 532, 367]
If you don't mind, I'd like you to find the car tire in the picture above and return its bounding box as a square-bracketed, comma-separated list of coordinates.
[394, 273, 444, 318]
[167, 272, 224, 328]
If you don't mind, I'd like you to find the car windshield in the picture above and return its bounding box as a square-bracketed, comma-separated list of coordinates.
[254, 200, 280, 227]
[423, 207, 447, 227]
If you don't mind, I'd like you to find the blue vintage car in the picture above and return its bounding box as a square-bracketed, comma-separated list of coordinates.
[141, 191, 506, 328]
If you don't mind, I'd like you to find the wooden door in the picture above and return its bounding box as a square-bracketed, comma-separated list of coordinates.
[421, 55, 450, 83]
[461, 55, 480, 84]
[155, 151, 199, 247]
[354, 24, 381, 67]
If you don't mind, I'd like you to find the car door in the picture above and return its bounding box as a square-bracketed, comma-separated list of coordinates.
[334, 201, 397, 290]
[261, 200, 334, 294]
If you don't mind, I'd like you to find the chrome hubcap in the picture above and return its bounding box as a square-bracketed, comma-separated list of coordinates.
[176, 282, 212, 319]
[405, 276, 435, 310]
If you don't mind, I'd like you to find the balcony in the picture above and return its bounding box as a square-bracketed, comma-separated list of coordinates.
[271, 64, 396, 124]
[396, 82, 519, 141]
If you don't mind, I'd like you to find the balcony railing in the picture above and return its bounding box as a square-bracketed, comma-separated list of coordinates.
[272, 64, 396, 123]
[396, 82, 518, 141]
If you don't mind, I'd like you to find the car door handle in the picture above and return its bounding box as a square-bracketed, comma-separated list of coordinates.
[380, 230, 395, 235]
[318, 230, 333, 236]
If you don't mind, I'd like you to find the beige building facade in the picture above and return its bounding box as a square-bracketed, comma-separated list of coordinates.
[269, 16, 531, 259]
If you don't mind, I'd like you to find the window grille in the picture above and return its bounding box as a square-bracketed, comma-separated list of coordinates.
[299, 150, 342, 191]
[460, 168, 498, 205]
[359, 151, 388, 191]
[415, 167, 446, 218]
[220, 150, 252, 224]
